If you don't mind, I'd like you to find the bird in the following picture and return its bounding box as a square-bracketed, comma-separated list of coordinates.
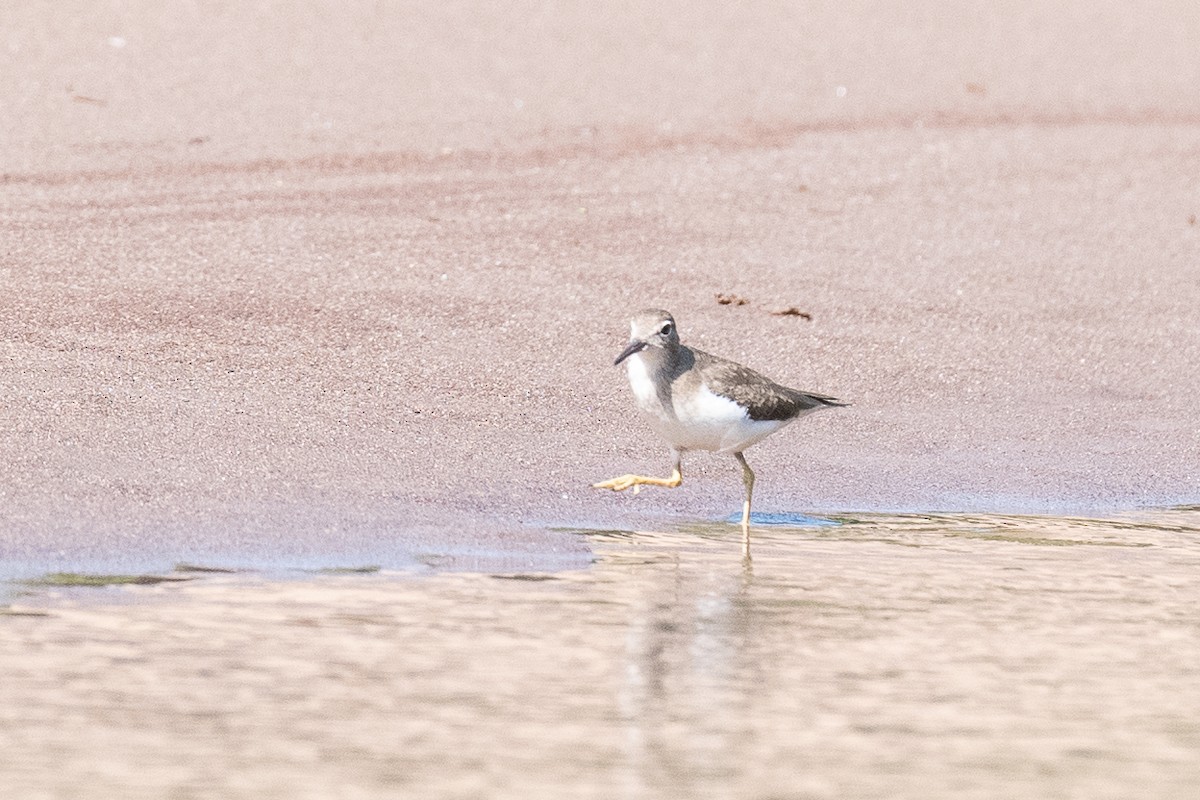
[592, 308, 846, 540]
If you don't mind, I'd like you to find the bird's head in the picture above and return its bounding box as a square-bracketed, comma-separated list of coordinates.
[614, 309, 679, 365]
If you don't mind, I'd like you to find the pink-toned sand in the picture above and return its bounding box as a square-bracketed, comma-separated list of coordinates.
[2, 1, 1199, 569]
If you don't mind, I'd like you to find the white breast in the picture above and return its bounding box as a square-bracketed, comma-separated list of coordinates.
[625, 355, 791, 453]
[626, 354, 661, 414]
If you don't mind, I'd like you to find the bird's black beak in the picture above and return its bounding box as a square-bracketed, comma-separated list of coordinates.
[613, 340, 647, 365]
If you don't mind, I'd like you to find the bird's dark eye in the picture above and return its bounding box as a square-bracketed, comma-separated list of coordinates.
[660, 322, 673, 336]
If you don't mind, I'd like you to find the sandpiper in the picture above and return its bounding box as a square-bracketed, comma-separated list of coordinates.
[593, 308, 846, 538]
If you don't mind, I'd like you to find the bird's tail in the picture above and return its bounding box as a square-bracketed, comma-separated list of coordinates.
[792, 390, 850, 410]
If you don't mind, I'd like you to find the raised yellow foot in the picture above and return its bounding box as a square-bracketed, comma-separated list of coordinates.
[592, 467, 682, 493]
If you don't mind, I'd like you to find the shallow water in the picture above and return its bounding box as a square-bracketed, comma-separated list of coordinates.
[3, 509, 1200, 799]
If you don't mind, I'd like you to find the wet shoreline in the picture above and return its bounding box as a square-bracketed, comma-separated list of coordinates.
[4, 507, 1199, 798]
[6, 505, 1197, 600]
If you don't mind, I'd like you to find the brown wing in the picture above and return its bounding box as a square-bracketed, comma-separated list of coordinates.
[685, 348, 847, 422]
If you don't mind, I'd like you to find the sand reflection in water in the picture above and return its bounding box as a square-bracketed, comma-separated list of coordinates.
[3, 509, 1200, 798]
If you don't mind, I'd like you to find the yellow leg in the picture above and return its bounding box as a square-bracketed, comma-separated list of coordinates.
[735, 453, 755, 558]
[734, 452, 755, 531]
[592, 465, 683, 492]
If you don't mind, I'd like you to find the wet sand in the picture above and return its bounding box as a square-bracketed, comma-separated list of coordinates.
[4, 509, 1200, 799]
[4, 3, 1200, 796]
